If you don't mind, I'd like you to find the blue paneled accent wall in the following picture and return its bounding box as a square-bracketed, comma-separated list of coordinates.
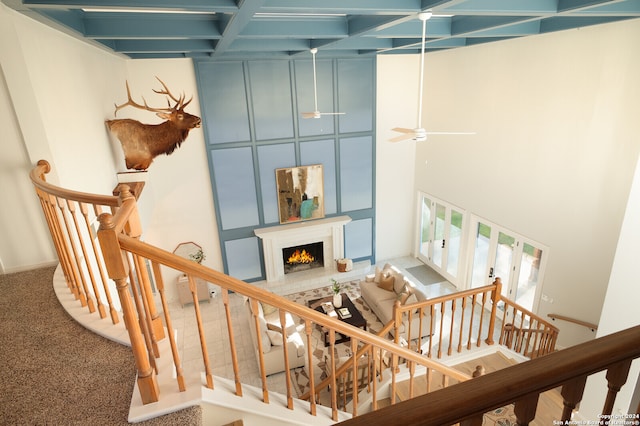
[195, 57, 376, 281]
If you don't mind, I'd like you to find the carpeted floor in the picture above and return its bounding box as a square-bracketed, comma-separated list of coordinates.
[0, 266, 202, 425]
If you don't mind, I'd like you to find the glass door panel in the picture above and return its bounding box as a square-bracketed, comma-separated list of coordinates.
[514, 243, 543, 312]
[432, 203, 446, 268]
[471, 221, 492, 288]
[419, 196, 432, 261]
[494, 231, 515, 298]
[446, 208, 463, 279]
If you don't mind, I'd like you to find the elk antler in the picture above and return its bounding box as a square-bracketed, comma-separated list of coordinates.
[152, 76, 193, 110]
[113, 80, 174, 116]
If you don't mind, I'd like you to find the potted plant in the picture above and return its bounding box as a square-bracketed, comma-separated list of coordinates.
[331, 278, 342, 308]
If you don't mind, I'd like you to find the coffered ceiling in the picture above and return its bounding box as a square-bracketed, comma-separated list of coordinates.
[3, 0, 640, 60]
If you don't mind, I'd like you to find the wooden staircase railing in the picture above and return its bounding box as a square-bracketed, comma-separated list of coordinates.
[30, 159, 634, 424]
[340, 324, 640, 426]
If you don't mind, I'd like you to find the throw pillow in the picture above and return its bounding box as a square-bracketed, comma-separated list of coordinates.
[267, 329, 284, 346]
[374, 266, 384, 283]
[392, 271, 406, 294]
[377, 273, 395, 291]
[260, 301, 278, 316]
[397, 291, 411, 304]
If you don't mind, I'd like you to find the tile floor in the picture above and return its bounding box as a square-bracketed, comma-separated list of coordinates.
[166, 256, 458, 394]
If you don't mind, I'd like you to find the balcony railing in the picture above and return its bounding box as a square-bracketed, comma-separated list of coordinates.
[30, 160, 640, 424]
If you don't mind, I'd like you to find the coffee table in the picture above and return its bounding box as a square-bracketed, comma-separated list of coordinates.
[308, 293, 367, 347]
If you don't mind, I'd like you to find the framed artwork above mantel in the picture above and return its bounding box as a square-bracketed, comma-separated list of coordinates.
[276, 164, 325, 224]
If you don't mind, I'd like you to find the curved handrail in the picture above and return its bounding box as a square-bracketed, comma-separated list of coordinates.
[30, 159, 120, 207]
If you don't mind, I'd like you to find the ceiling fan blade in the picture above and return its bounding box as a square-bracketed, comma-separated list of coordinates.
[318, 112, 345, 116]
[425, 131, 476, 135]
[392, 127, 415, 134]
[389, 133, 416, 143]
[301, 112, 319, 119]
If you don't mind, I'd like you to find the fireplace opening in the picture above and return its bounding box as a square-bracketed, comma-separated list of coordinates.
[282, 241, 324, 274]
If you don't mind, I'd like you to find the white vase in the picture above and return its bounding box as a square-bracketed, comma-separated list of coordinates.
[333, 293, 342, 308]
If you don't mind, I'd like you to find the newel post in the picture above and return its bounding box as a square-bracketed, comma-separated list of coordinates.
[97, 212, 159, 404]
[117, 184, 165, 341]
[486, 277, 502, 345]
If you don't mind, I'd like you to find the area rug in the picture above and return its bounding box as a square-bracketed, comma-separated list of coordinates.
[284, 280, 384, 405]
[406, 264, 447, 286]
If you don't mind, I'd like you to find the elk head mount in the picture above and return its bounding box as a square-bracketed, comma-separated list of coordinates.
[105, 77, 201, 171]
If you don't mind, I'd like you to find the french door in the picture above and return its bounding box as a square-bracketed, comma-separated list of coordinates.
[417, 193, 465, 285]
[468, 215, 547, 312]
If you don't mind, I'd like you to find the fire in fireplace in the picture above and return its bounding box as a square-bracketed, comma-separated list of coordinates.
[282, 241, 324, 274]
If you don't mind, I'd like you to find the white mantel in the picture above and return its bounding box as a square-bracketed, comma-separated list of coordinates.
[254, 216, 351, 282]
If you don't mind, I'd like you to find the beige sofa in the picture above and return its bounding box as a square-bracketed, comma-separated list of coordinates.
[359, 264, 432, 340]
[246, 299, 306, 376]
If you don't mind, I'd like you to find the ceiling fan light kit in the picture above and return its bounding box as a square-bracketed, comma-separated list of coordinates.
[390, 11, 474, 143]
[301, 48, 345, 119]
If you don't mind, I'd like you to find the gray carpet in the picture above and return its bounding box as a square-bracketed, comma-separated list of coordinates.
[406, 264, 447, 286]
[0, 266, 202, 425]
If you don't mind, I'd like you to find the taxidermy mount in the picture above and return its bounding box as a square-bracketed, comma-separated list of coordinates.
[105, 77, 201, 170]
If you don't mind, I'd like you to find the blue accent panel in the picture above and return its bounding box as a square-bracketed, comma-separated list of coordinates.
[197, 62, 250, 144]
[337, 59, 374, 133]
[225, 237, 262, 281]
[211, 147, 260, 230]
[345, 218, 373, 260]
[257, 143, 296, 224]
[300, 139, 337, 215]
[248, 61, 294, 140]
[340, 136, 373, 212]
[295, 58, 336, 136]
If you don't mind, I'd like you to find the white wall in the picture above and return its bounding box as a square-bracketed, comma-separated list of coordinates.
[379, 19, 640, 348]
[121, 60, 222, 296]
[375, 55, 420, 261]
[580, 151, 640, 417]
[0, 5, 221, 302]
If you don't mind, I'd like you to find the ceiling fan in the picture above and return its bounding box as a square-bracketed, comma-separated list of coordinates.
[390, 12, 474, 142]
[301, 48, 345, 119]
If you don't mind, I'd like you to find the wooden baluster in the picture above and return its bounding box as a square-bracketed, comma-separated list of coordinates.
[514, 393, 540, 426]
[304, 320, 316, 415]
[486, 278, 501, 345]
[467, 294, 477, 350]
[68, 199, 105, 318]
[458, 296, 467, 353]
[329, 330, 338, 421]
[428, 305, 435, 357]
[390, 351, 398, 404]
[132, 254, 159, 358]
[351, 337, 358, 417]
[188, 274, 213, 389]
[279, 308, 293, 409]
[476, 291, 487, 347]
[223, 289, 242, 396]
[50, 194, 80, 298]
[437, 301, 445, 358]
[560, 376, 587, 421]
[90, 204, 119, 324]
[151, 261, 185, 392]
[97, 212, 159, 404]
[426, 366, 432, 394]
[448, 299, 456, 355]
[126, 255, 157, 372]
[602, 359, 633, 415]
[250, 299, 269, 403]
[38, 190, 73, 294]
[408, 356, 415, 399]
[58, 197, 91, 310]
